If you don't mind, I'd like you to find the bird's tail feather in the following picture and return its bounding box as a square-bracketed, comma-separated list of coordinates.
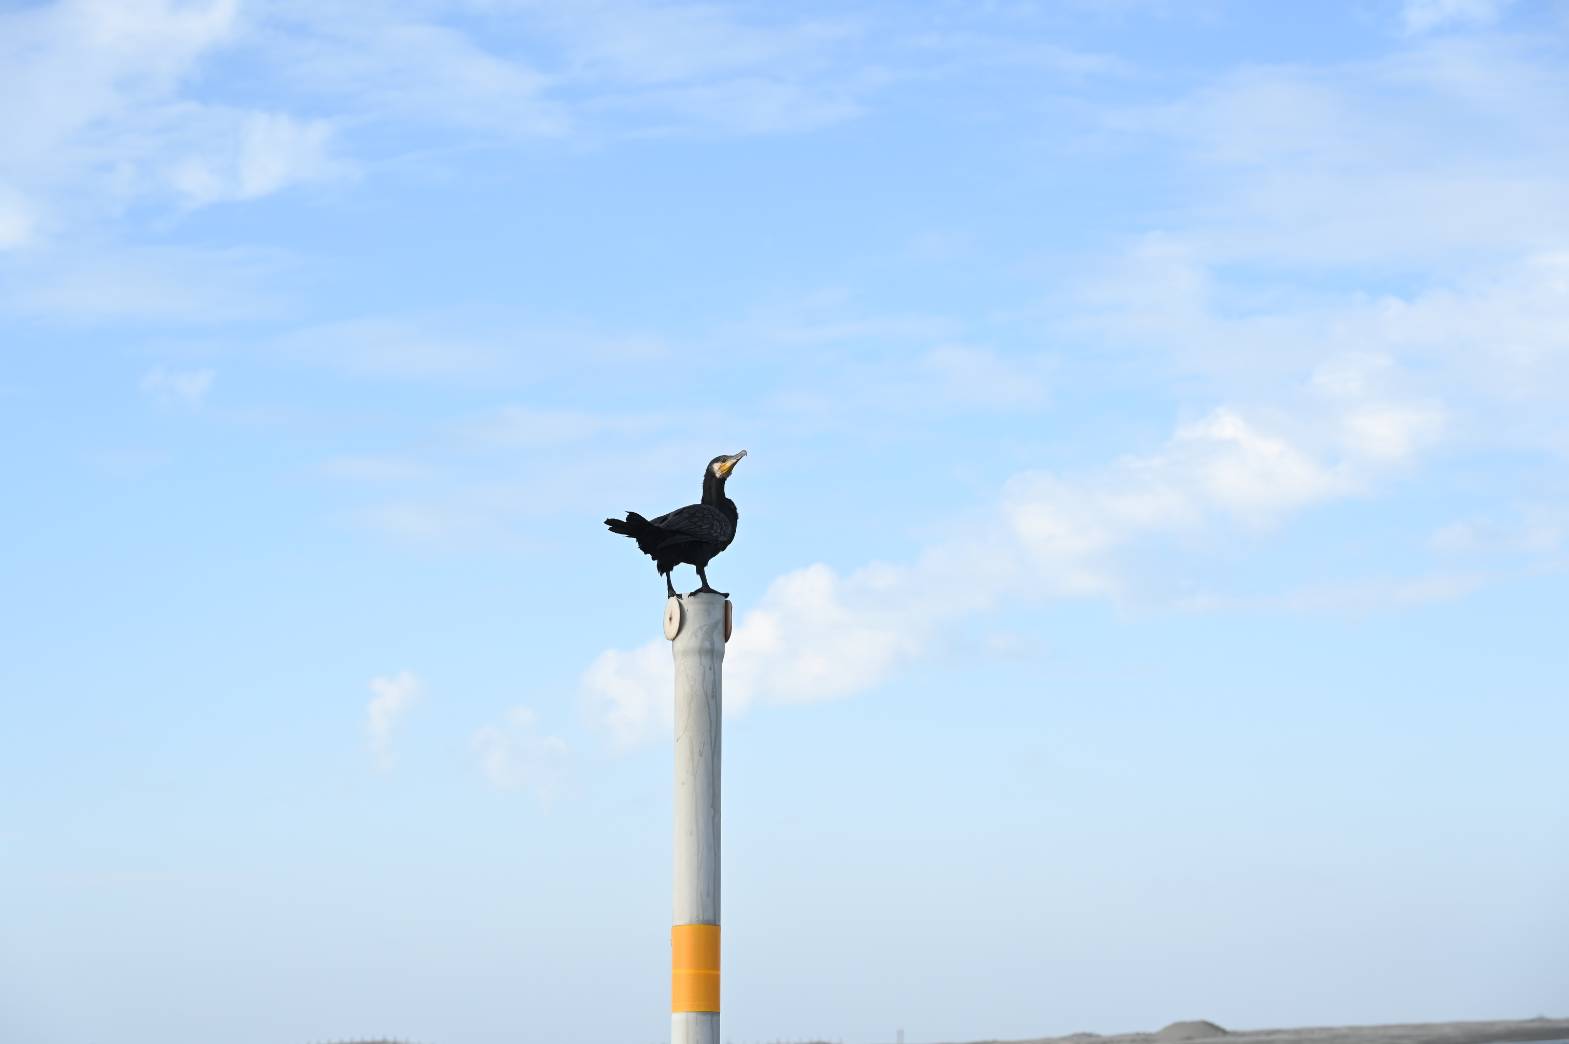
[604, 512, 664, 556]
[604, 511, 650, 535]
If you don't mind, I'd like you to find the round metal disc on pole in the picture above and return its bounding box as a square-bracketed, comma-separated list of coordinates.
[670, 592, 726, 1044]
[664, 595, 685, 640]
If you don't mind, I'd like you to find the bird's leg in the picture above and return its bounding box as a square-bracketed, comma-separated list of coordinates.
[665, 572, 682, 600]
[691, 565, 728, 599]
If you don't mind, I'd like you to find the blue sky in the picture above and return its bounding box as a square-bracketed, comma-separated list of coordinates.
[2, 1, 1567, 1043]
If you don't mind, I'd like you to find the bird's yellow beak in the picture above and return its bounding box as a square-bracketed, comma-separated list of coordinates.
[715, 450, 747, 478]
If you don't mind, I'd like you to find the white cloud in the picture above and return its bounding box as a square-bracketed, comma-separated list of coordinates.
[637, 252, 1515, 735]
[471, 707, 569, 805]
[1353, 255, 1569, 439]
[265, 12, 565, 137]
[169, 111, 344, 206]
[1102, 38, 1569, 267]
[1072, 239, 1569, 458]
[0, 0, 238, 153]
[0, 183, 35, 250]
[1161, 409, 1347, 519]
[904, 26, 1133, 82]
[0, 0, 887, 271]
[582, 641, 673, 749]
[1337, 401, 1447, 463]
[519, 1, 866, 134]
[581, 386, 1433, 746]
[1430, 510, 1565, 555]
[367, 670, 421, 768]
[573, 99, 1564, 748]
[582, 559, 939, 748]
[215, 1, 872, 146]
[531, 2, 852, 86]
[0, 0, 346, 241]
[139, 366, 214, 405]
[0, 1, 993, 254]
[1401, 0, 1515, 35]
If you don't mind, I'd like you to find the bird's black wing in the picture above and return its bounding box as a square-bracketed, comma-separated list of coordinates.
[648, 504, 731, 547]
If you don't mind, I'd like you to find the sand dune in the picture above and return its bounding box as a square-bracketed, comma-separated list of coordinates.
[929, 1016, 1569, 1044]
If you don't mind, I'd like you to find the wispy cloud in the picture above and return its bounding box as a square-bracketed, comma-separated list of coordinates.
[583, 384, 1439, 746]
[578, 31, 1569, 743]
[1101, 36, 1569, 266]
[139, 366, 215, 406]
[0, 0, 1124, 262]
[350, 473, 616, 550]
[168, 111, 347, 206]
[262, 10, 566, 137]
[268, 317, 504, 379]
[460, 406, 665, 450]
[600, 76, 863, 136]
[918, 344, 1052, 409]
[355, 496, 535, 548]
[533, 2, 855, 86]
[521, 1, 867, 134]
[367, 670, 421, 769]
[0, 182, 35, 250]
[580, 222, 1563, 748]
[1401, 0, 1516, 35]
[1071, 238, 1561, 455]
[351, 468, 619, 549]
[471, 706, 569, 805]
[0, 244, 292, 323]
[0, 0, 344, 245]
[1430, 508, 1565, 556]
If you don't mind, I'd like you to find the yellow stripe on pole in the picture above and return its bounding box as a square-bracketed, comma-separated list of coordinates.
[671, 923, 720, 1013]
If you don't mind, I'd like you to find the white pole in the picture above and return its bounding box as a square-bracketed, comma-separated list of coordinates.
[667, 592, 727, 1044]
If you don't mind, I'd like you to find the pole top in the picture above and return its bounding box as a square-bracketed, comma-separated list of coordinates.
[663, 595, 732, 642]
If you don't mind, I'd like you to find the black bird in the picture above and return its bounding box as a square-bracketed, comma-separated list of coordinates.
[605, 450, 747, 599]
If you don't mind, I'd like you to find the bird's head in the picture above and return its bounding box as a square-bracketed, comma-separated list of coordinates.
[707, 450, 747, 481]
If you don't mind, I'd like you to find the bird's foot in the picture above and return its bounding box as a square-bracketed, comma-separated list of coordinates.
[689, 585, 729, 598]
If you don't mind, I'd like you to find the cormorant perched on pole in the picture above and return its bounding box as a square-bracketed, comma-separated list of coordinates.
[605, 451, 747, 599]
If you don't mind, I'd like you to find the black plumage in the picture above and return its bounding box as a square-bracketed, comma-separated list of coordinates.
[605, 450, 747, 598]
